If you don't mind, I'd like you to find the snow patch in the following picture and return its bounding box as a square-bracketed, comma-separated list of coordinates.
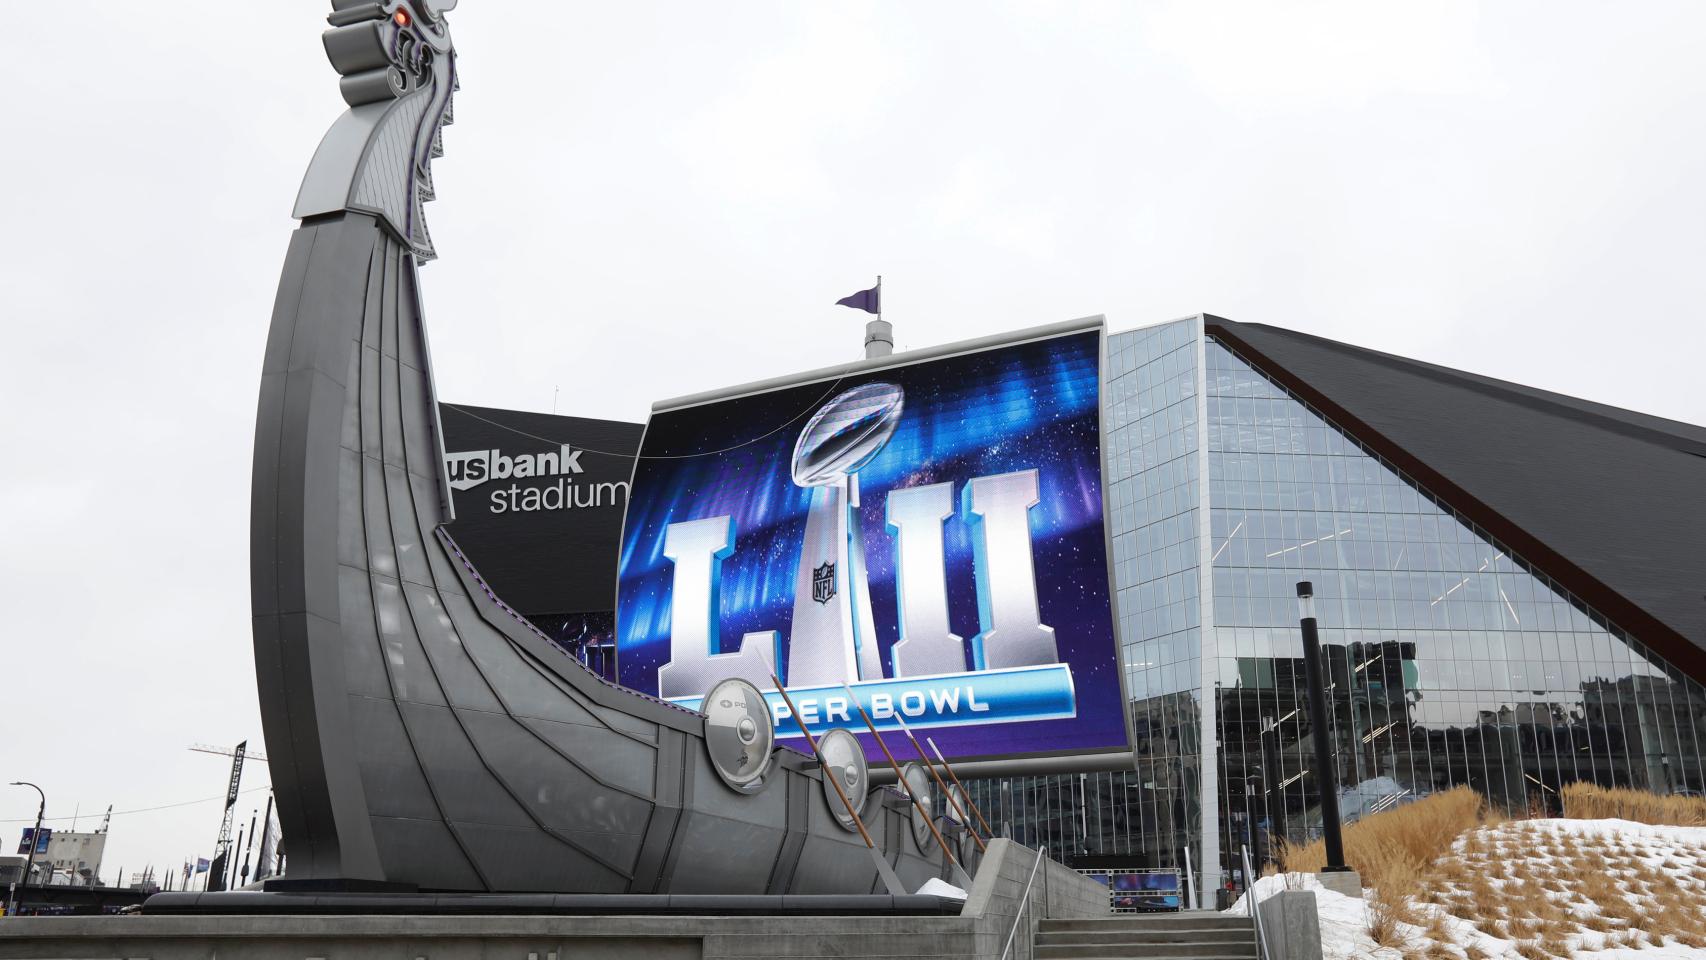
[915, 877, 966, 900]
[1225, 818, 1706, 959]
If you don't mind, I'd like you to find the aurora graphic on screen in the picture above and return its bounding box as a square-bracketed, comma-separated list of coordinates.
[614, 326, 1127, 764]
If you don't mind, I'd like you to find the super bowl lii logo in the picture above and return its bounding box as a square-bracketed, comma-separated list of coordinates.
[654, 383, 1076, 738]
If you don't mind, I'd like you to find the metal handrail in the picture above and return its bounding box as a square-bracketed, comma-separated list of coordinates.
[999, 846, 1047, 960]
[1242, 844, 1269, 960]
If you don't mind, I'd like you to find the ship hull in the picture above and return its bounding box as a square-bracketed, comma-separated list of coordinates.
[251, 212, 959, 893]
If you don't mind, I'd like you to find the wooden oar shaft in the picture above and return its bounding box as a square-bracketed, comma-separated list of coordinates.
[892, 715, 986, 852]
[929, 735, 996, 839]
[770, 675, 876, 850]
[842, 689, 961, 868]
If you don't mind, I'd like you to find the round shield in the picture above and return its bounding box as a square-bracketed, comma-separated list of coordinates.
[817, 728, 869, 831]
[702, 677, 774, 793]
[901, 761, 935, 854]
[959, 829, 980, 870]
[945, 782, 971, 827]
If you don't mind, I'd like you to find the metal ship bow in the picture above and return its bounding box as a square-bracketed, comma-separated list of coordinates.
[250, 1, 953, 894]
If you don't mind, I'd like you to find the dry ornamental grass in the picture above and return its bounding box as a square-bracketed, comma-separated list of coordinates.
[1560, 782, 1706, 825]
[1270, 783, 1706, 959]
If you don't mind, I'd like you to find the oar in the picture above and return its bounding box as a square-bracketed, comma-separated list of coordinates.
[768, 675, 905, 896]
[928, 734, 996, 840]
[836, 684, 973, 888]
[888, 708, 986, 852]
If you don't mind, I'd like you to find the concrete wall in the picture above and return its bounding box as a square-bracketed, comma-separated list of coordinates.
[1257, 889, 1323, 960]
[960, 839, 1107, 960]
[1040, 855, 1107, 921]
[0, 842, 1109, 960]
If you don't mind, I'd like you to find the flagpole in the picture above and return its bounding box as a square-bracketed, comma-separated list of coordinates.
[860, 277, 892, 359]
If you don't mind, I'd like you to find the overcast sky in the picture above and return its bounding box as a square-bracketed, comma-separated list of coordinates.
[2, 1, 1702, 886]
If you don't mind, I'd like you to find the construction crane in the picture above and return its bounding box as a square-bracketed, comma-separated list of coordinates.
[97, 804, 112, 834]
[202, 742, 248, 892]
[189, 743, 268, 763]
[188, 742, 275, 890]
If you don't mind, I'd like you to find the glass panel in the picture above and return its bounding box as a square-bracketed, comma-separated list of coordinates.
[963, 326, 1706, 897]
[967, 319, 1208, 871]
[1202, 336, 1706, 884]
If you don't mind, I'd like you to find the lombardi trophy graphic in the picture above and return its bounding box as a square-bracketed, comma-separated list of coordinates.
[786, 382, 905, 685]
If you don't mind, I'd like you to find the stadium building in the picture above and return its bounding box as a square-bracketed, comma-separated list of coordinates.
[444, 314, 1706, 905]
[217, 5, 1706, 911]
[960, 314, 1706, 902]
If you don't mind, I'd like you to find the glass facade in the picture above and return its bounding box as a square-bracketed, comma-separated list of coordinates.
[963, 317, 1706, 905]
[965, 318, 1215, 879]
[1204, 337, 1706, 881]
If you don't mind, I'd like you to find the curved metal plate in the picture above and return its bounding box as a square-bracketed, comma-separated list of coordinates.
[703, 677, 774, 793]
[944, 782, 970, 827]
[817, 728, 869, 831]
[943, 780, 980, 867]
[958, 828, 979, 870]
[901, 761, 935, 854]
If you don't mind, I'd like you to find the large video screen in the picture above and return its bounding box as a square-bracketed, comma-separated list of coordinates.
[615, 325, 1126, 765]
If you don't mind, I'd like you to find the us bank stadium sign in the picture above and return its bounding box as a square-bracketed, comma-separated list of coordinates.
[445, 444, 630, 515]
[615, 322, 1129, 766]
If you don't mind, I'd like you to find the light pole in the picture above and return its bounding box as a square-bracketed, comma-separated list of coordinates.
[1243, 774, 1263, 872]
[228, 825, 246, 891]
[7, 782, 45, 918]
[239, 809, 257, 888]
[1260, 716, 1283, 853]
[1296, 583, 1350, 874]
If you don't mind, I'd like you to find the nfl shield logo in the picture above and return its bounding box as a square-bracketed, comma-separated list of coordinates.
[812, 562, 836, 604]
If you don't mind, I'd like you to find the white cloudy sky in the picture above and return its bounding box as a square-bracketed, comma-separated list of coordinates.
[1, 2, 1701, 885]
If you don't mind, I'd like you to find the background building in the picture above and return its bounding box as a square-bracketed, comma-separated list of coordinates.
[42, 831, 106, 886]
[438, 402, 640, 677]
[958, 314, 1706, 904]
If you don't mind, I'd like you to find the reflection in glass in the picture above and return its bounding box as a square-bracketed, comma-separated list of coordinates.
[961, 323, 1706, 902]
[1202, 336, 1705, 886]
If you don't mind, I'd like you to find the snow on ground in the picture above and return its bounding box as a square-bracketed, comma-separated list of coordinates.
[1537, 817, 1706, 847]
[1228, 819, 1706, 959]
[915, 877, 966, 900]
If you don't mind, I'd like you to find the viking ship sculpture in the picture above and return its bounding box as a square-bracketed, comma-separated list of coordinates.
[248, 0, 960, 895]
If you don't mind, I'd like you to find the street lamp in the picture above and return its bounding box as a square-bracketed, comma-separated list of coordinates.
[1296, 583, 1351, 875]
[7, 782, 45, 918]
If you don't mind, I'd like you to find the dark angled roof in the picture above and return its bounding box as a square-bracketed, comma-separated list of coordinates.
[1205, 316, 1706, 679]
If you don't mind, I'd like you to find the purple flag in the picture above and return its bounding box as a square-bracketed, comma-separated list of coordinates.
[835, 283, 880, 315]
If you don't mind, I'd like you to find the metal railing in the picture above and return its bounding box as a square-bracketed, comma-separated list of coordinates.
[1241, 844, 1269, 960]
[1365, 789, 1413, 817]
[999, 846, 1047, 960]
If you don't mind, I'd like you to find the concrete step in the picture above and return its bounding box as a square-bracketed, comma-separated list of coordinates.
[1038, 929, 1255, 945]
[1034, 913, 1257, 960]
[1033, 956, 1255, 960]
[1036, 943, 1256, 960]
[1038, 914, 1254, 933]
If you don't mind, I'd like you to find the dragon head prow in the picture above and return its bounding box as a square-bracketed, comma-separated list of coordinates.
[294, 1, 459, 262]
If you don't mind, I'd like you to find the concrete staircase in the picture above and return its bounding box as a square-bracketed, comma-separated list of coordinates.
[1034, 912, 1258, 959]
